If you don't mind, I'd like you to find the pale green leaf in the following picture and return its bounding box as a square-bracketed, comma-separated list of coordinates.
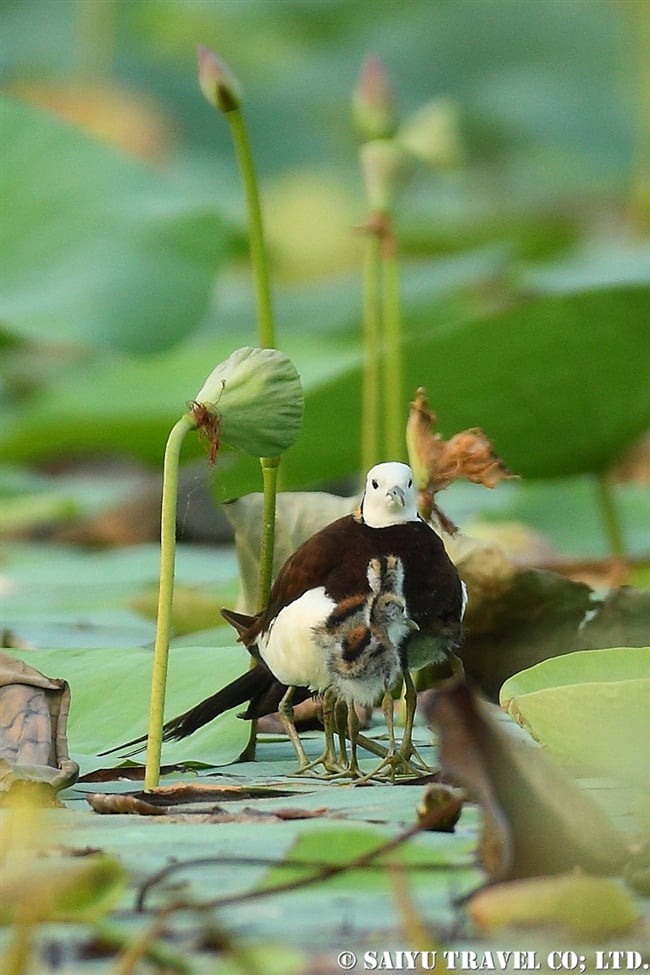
[500, 647, 650, 787]
[0, 96, 229, 353]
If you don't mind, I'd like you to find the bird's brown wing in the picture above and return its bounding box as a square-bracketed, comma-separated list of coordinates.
[238, 514, 359, 644]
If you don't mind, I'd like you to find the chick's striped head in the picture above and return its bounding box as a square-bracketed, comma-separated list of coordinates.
[314, 556, 416, 704]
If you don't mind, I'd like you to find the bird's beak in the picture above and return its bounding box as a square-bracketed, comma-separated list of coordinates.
[386, 485, 406, 508]
[406, 617, 420, 632]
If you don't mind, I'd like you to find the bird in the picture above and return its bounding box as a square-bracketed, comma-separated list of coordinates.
[107, 552, 417, 776]
[105, 462, 465, 772]
[308, 554, 419, 777]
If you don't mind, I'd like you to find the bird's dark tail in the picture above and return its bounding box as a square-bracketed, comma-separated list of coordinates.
[220, 607, 257, 638]
[162, 664, 277, 738]
[99, 664, 282, 759]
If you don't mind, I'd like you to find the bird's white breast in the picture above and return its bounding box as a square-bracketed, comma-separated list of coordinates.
[257, 587, 335, 691]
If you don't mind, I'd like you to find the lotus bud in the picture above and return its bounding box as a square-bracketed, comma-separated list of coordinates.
[352, 54, 398, 140]
[398, 97, 462, 169]
[359, 138, 411, 214]
[197, 45, 242, 114]
[192, 347, 303, 459]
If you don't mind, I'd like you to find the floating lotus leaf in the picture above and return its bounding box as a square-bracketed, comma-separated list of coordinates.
[500, 646, 650, 787]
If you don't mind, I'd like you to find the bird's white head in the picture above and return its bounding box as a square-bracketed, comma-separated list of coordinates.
[361, 462, 419, 528]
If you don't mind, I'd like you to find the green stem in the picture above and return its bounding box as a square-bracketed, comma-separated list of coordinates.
[595, 474, 626, 560]
[361, 230, 383, 472]
[145, 413, 196, 792]
[381, 222, 406, 461]
[628, 0, 650, 230]
[257, 456, 281, 610]
[224, 106, 279, 764]
[224, 106, 279, 592]
[226, 109, 275, 350]
[75, 0, 117, 81]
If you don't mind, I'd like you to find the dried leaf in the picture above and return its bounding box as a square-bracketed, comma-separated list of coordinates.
[248, 806, 329, 821]
[578, 587, 650, 649]
[457, 570, 650, 702]
[467, 873, 638, 937]
[86, 793, 166, 816]
[143, 783, 296, 803]
[458, 568, 594, 700]
[422, 682, 628, 882]
[406, 387, 515, 525]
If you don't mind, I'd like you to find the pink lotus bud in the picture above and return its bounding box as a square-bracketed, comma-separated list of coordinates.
[197, 45, 242, 114]
[352, 54, 398, 140]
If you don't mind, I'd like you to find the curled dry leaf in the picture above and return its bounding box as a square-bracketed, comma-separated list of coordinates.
[421, 681, 628, 883]
[86, 793, 166, 816]
[141, 783, 296, 804]
[406, 387, 515, 528]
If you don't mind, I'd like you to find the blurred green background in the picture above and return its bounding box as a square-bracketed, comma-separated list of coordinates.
[1, 0, 649, 560]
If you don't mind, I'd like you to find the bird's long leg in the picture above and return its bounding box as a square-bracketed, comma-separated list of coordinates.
[346, 702, 362, 777]
[278, 685, 310, 769]
[321, 688, 342, 771]
[383, 688, 396, 758]
[353, 725, 419, 774]
[335, 698, 349, 767]
[397, 670, 433, 771]
[351, 688, 419, 784]
[296, 688, 346, 777]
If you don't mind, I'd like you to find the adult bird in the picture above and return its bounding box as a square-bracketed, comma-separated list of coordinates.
[106, 462, 465, 771]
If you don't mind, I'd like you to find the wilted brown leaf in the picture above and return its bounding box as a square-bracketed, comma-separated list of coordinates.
[456, 567, 650, 701]
[578, 586, 650, 649]
[422, 681, 628, 882]
[86, 793, 166, 816]
[457, 568, 593, 700]
[136, 783, 296, 804]
[406, 387, 515, 527]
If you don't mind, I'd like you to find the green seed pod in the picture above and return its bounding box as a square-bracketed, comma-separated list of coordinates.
[193, 347, 303, 458]
[359, 138, 411, 214]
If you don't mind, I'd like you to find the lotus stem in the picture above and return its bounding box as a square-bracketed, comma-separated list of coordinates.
[226, 109, 275, 351]
[595, 474, 626, 560]
[145, 412, 196, 791]
[361, 228, 383, 473]
[257, 456, 280, 611]
[380, 218, 406, 461]
[224, 92, 280, 761]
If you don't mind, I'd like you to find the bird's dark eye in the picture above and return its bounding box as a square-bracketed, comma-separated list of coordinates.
[372, 479, 379, 489]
